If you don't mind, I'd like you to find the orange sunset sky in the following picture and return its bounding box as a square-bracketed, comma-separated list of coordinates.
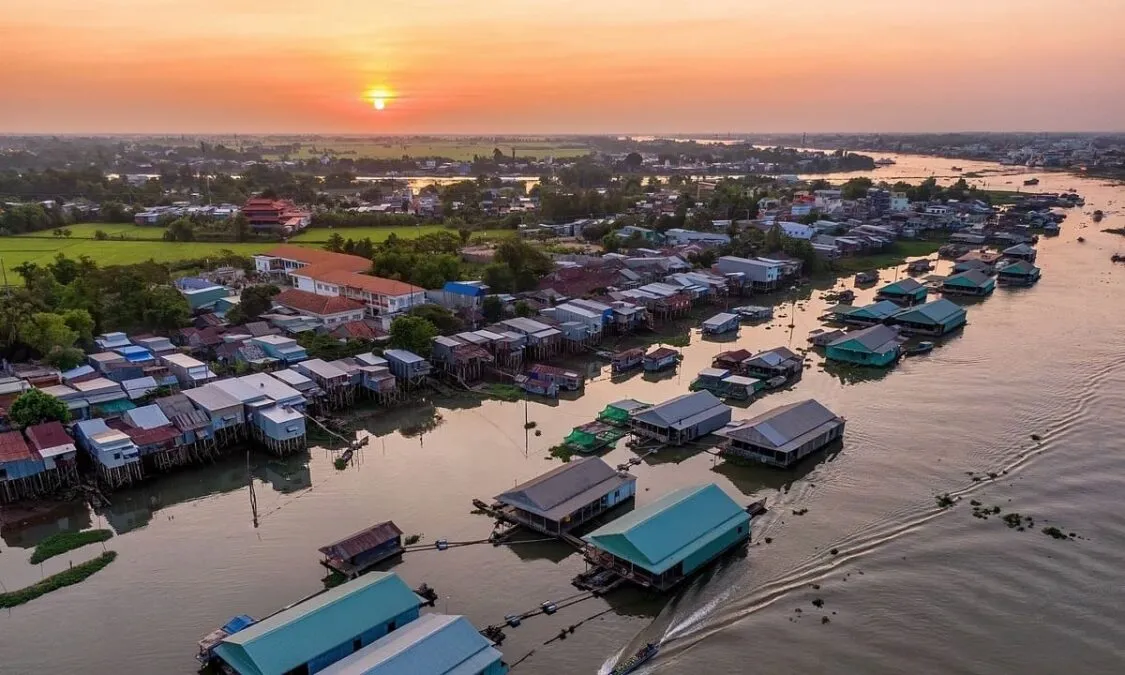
[3, 0, 1124, 134]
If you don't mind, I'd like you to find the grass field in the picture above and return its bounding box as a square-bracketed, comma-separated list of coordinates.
[268, 139, 593, 162]
[289, 225, 513, 243]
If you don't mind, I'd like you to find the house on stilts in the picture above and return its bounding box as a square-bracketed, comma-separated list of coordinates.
[75, 418, 144, 488]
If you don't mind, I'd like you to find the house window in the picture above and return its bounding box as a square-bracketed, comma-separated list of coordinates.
[0, 468, 7, 480]
[614, 490, 620, 499]
[738, 525, 744, 533]
[387, 620, 397, 632]
[352, 638, 362, 652]
[113, 453, 121, 460]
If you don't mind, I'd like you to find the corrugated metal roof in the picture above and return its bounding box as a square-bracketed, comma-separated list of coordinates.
[25, 421, 74, 456]
[271, 369, 314, 388]
[214, 573, 421, 675]
[184, 384, 241, 412]
[880, 278, 925, 294]
[124, 404, 172, 430]
[828, 325, 902, 353]
[212, 378, 270, 404]
[851, 300, 903, 320]
[722, 399, 843, 451]
[745, 347, 801, 369]
[155, 394, 195, 418]
[497, 457, 635, 522]
[0, 430, 36, 463]
[316, 613, 501, 675]
[632, 391, 727, 429]
[702, 312, 738, 327]
[892, 299, 965, 325]
[237, 373, 303, 404]
[319, 521, 403, 560]
[384, 350, 425, 365]
[298, 358, 349, 380]
[583, 483, 748, 575]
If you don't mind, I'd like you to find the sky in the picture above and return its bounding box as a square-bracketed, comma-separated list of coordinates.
[3, 0, 1125, 134]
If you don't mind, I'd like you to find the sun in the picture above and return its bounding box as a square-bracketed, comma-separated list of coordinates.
[365, 87, 393, 111]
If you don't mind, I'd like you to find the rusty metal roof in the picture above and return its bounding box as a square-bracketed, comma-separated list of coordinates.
[0, 430, 36, 463]
[318, 521, 403, 561]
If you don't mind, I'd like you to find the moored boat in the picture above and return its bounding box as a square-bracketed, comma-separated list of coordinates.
[609, 642, 659, 675]
[197, 615, 256, 666]
[905, 341, 934, 356]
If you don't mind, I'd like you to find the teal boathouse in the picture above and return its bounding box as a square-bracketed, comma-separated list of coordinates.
[941, 269, 995, 296]
[888, 298, 967, 336]
[213, 572, 422, 675]
[875, 278, 928, 306]
[997, 260, 1042, 286]
[825, 325, 904, 366]
[582, 483, 750, 591]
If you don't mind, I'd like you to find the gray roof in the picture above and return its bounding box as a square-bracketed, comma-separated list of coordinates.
[891, 299, 965, 324]
[124, 404, 172, 430]
[702, 312, 739, 327]
[298, 358, 349, 380]
[745, 347, 800, 368]
[828, 324, 903, 353]
[354, 352, 388, 367]
[183, 384, 242, 412]
[607, 399, 650, 413]
[384, 349, 425, 365]
[271, 368, 314, 388]
[496, 457, 635, 522]
[697, 367, 730, 379]
[237, 373, 304, 403]
[881, 277, 924, 293]
[633, 391, 729, 430]
[155, 394, 196, 418]
[1003, 243, 1035, 254]
[502, 317, 553, 334]
[722, 399, 843, 454]
[433, 336, 464, 349]
[212, 377, 269, 404]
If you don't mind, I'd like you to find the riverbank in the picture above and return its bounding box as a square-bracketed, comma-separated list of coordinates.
[0, 552, 118, 609]
[824, 239, 944, 275]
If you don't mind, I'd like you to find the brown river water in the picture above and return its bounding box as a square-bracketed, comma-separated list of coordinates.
[3, 155, 1125, 674]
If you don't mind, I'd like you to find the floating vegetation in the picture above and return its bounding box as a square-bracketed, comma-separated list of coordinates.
[400, 411, 444, 438]
[1042, 526, 1068, 540]
[660, 333, 692, 348]
[322, 570, 348, 589]
[812, 598, 824, 608]
[548, 444, 575, 463]
[29, 529, 113, 565]
[970, 500, 982, 506]
[830, 548, 839, 555]
[333, 457, 349, 470]
[792, 508, 809, 516]
[524, 421, 538, 430]
[1030, 433, 1042, 441]
[764, 537, 773, 544]
[404, 534, 422, 546]
[0, 552, 117, 608]
[971, 504, 1002, 520]
[821, 616, 831, 624]
[481, 383, 524, 402]
[534, 430, 542, 436]
[936, 493, 956, 508]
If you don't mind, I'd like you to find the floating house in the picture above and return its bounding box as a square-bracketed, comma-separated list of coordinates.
[712, 349, 752, 372]
[906, 259, 933, 274]
[1002, 243, 1038, 263]
[718, 399, 846, 468]
[825, 325, 904, 367]
[807, 328, 846, 347]
[0, 431, 46, 503]
[496, 457, 636, 535]
[854, 271, 879, 285]
[610, 348, 644, 374]
[690, 368, 762, 401]
[75, 418, 143, 488]
[161, 353, 217, 389]
[563, 422, 628, 453]
[732, 305, 773, 321]
[701, 312, 740, 336]
[642, 347, 680, 372]
[319, 521, 405, 579]
[630, 391, 731, 445]
[838, 300, 902, 326]
[251, 335, 309, 365]
[517, 364, 583, 397]
[582, 483, 750, 591]
[941, 270, 996, 297]
[213, 572, 423, 675]
[598, 399, 651, 427]
[997, 260, 1042, 286]
[875, 278, 928, 306]
[887, 299, 967, 336]
[198, 615, 257, 668]
[25, 421, 79, 489]
[743, 347, 803, 381]
[316, 613, 508, 675]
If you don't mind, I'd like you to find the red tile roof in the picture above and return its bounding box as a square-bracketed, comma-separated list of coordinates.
[25, 422, 74, 452]
[330, 320, 385, 340]
[0, 430, 36, 463]
[262, 245, 370, 272]
[275, 289, 366, 317]
[123, 426, 179, 448]
[292, 266, 422, 298]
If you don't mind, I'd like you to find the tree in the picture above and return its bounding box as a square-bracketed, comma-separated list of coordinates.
[493, 147, 505, 162]
[164, 217, 195, 242]
[408, 304, 463, 334]
[325, 232, 345, 252]
[388, 315, 438, 357]
[513, 300, 534, 317]
[481, 295, 504, 323]
[230, 213, 252, 242]
[61, 309, 95, 344]
[494, 238, 552, 291]
[8, 389, 70, 428]
[18, 313, 78, 356]
[238, 284, 280, 321]
[840, 177, 873, 200]
[623, 152, 643, 170]
[94, 229, 109, 240]
[44, 346, 85, 370]
[764, 224, 784, 253]
[481, 263, 517, 293]
[140, 286, 191, 332]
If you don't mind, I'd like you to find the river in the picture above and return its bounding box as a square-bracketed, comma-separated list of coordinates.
[3, 154, 1124, 674]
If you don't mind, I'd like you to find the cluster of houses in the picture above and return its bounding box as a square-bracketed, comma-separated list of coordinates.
[0, 328, 434, 500]
[199, 571, 510, 675]
[133, 197, 312, 234]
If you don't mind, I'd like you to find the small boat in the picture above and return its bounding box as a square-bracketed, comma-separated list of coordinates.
[1092, 210, 1104, 222]
[875, 158, 897, 166]
[906, 341, 934, 356]
[951, 166, 963, 172]
[610, 643, 659, 675]
[1024, 178, 1040, 186]
[732, 305, 773, 321]
[197, 615, 256, 666]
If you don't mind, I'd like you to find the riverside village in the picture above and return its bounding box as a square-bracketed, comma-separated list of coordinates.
[0, 145, 1082, 675]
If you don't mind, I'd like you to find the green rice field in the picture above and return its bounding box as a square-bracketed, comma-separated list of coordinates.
[289, 226, 513, 243]
[268, 139, 592, 161]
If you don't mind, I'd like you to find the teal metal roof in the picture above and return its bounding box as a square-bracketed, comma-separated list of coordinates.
[318, 614, 502, 675]
[878, 278, 925, 295]
[850, 300, 901, 320]
[214, 573, 420, 675]
[892, 299, 965, 325]
[944, 270, 992, 287]
[583, 483, 748, 575]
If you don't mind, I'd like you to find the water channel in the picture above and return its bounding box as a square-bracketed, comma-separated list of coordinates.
[3, 154, 1125, 674]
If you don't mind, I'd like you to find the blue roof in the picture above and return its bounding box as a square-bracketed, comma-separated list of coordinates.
[318, 614, 502, 675]
[124, 404, 171, 430]
[62, 364, 95, 380]
[116, 345, 154, 362]
[214, 573, 421, 675]
[176, 276, 217, 291]
[583, 483, 749, 574]
[441, 281, 487, 297]
[383, 349, 424, 365]
[851, 300, 902, 320]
